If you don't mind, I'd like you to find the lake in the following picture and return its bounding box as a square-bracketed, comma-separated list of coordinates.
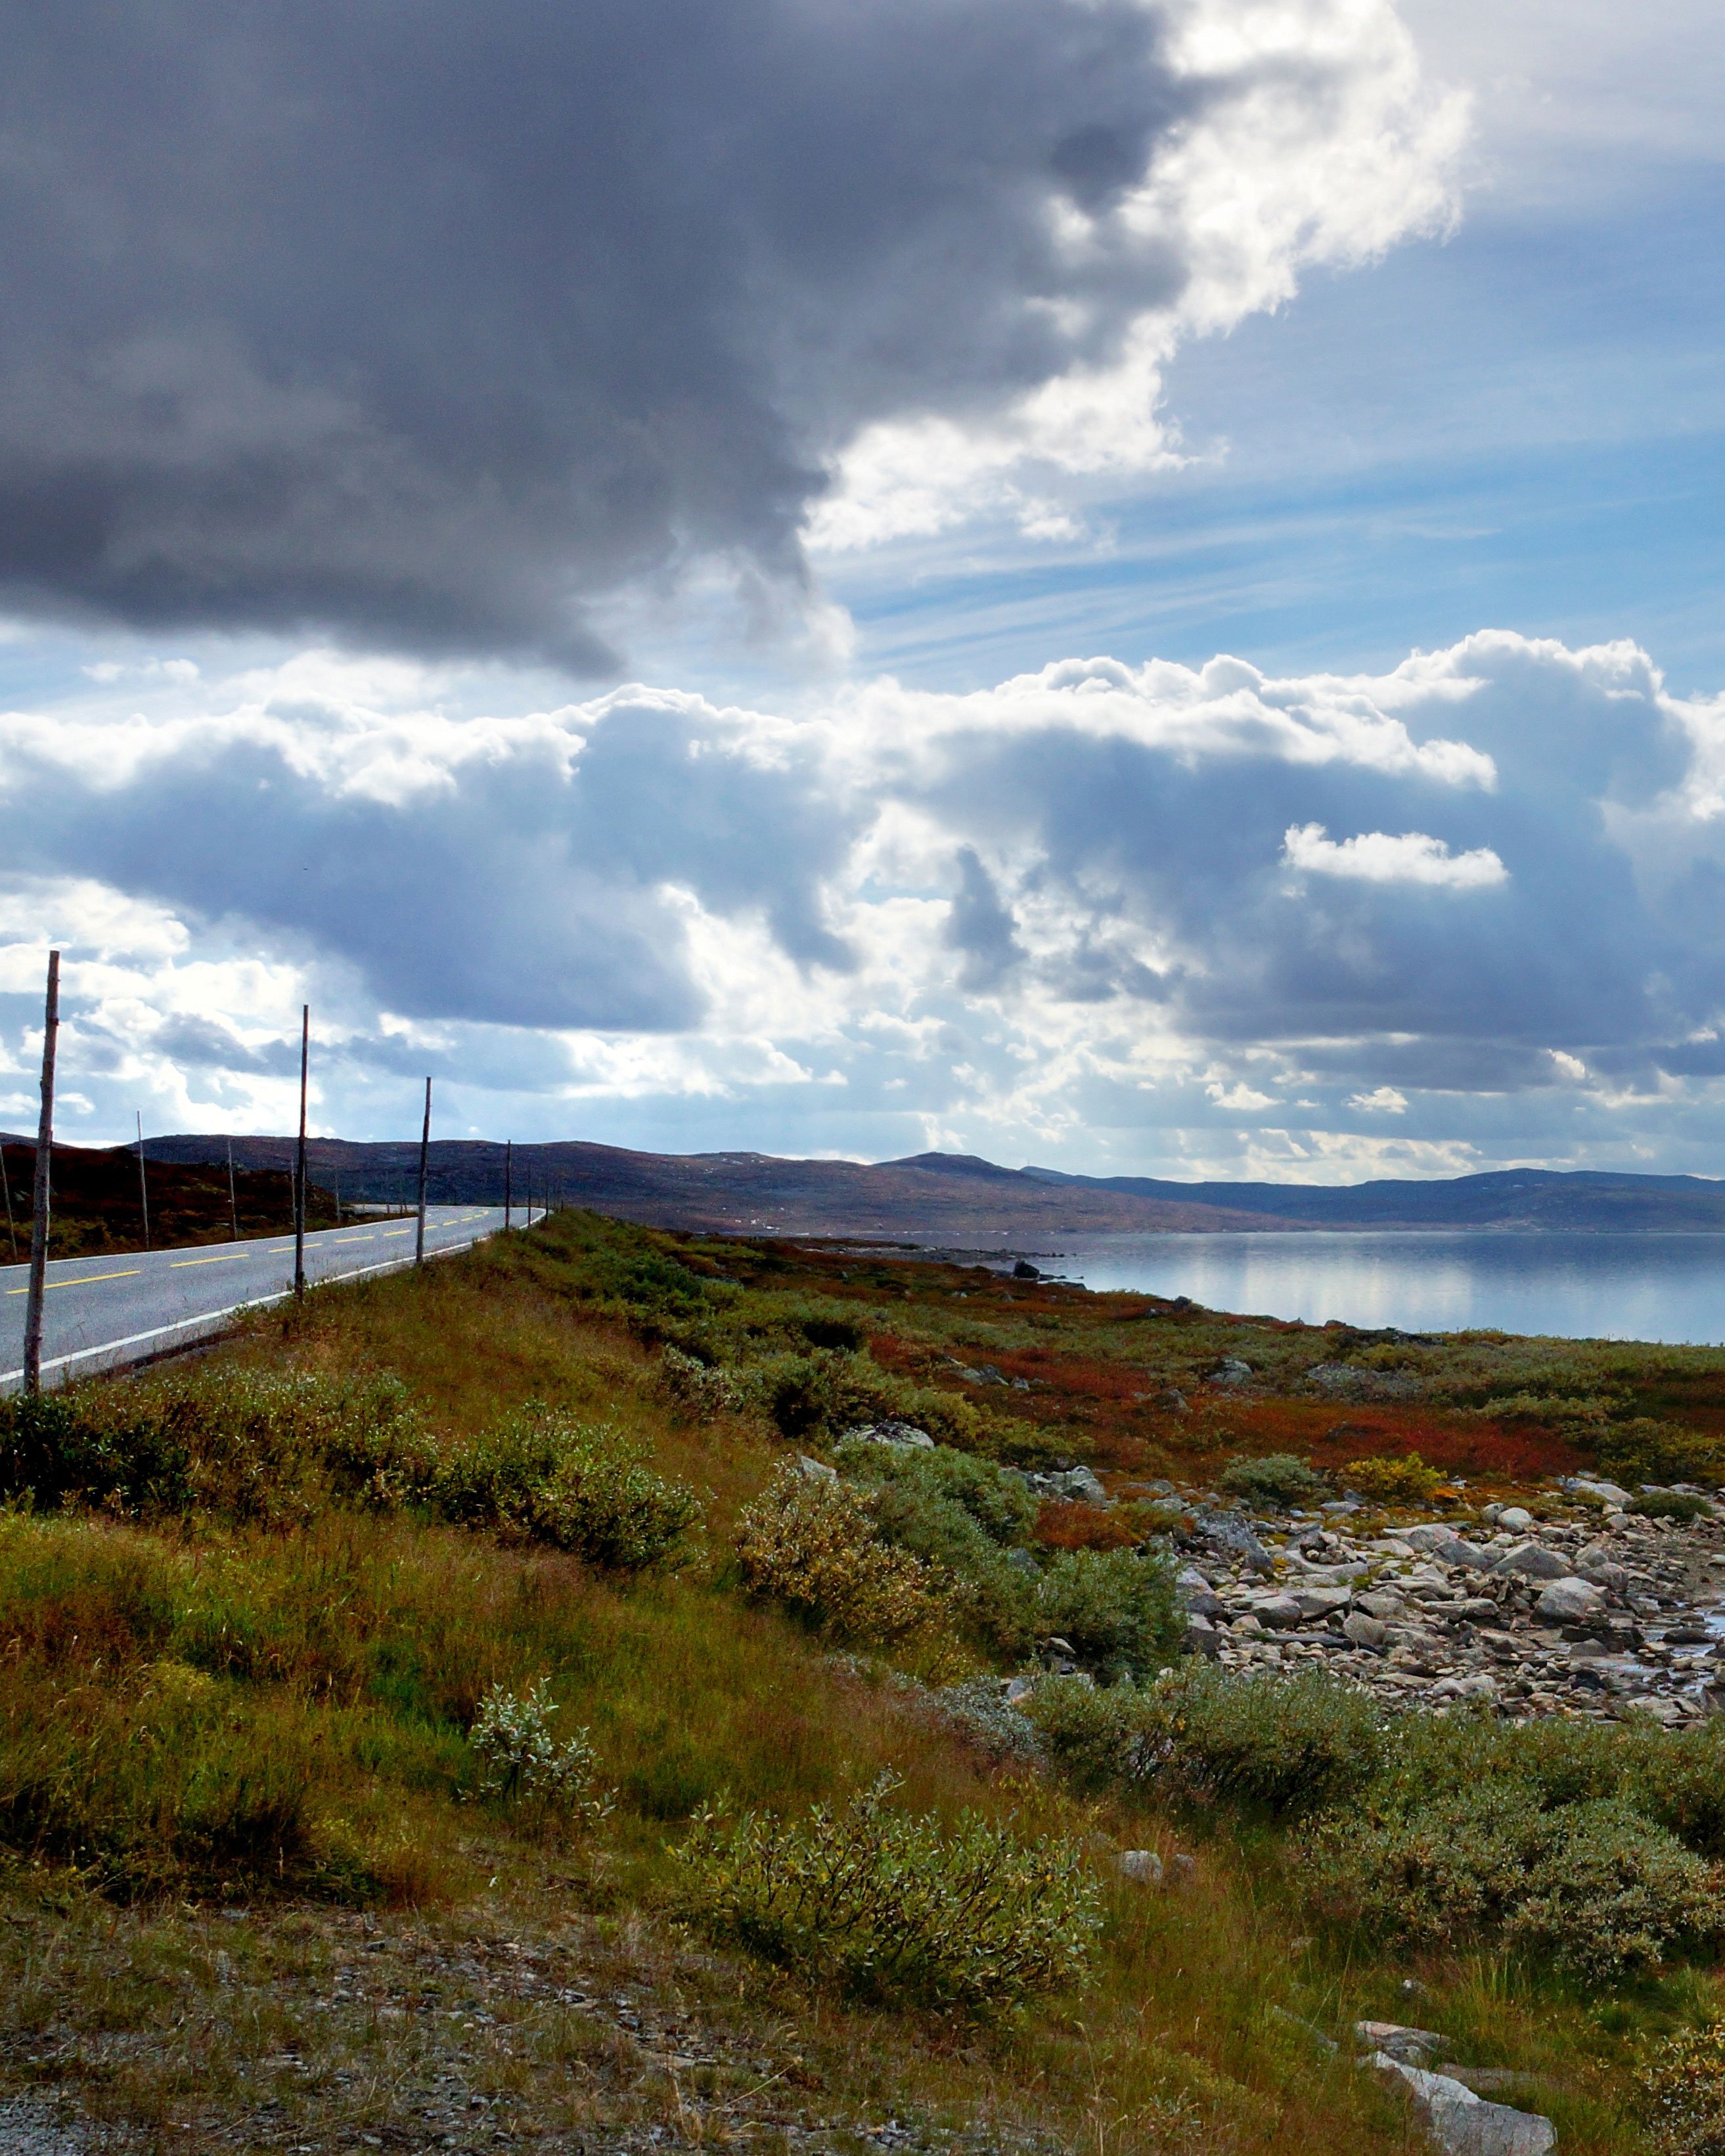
[1042, 1231, 1725, 1344]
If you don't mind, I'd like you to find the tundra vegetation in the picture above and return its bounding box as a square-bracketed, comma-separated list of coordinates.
[4, 1210, 1725, 2149]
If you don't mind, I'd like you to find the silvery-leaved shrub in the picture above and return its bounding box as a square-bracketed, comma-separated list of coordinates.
[672, 1774, 1100, 2015]
[468, 1680, 614, 1825]
[734, 1464, 956, 1650]
[1637, 2021, 1725, 2154]
[656, 1345, 742, 1416]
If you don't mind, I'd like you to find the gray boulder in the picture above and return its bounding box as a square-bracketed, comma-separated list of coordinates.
[1292, 1584, 1354, 1622]
[1535, 1576, 1606, 1624]
[844, 1421, 935, 1449]
[1492, 1542, 1571, 1582]
[1193, 1509, 1275, 1575]
[1211, 1357, 1253, 1386]
[1356, 2022, 1443, 2064]
[1117, 1849, 1163, 1885]
[1375, 2058, 1555, 2156]
[1182, 1614, 1222, 1659]
[1253, 1594, 1306, 1631]
[1030, 1465, 1109, 1505]
[1563, 1477, 1631, 1507]
[1402, 1524, 1463, 1554]
[1343, 1611, 1389, 1648]
[795, 1454, 837, 1482]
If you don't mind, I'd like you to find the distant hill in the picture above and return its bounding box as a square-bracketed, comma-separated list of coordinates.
[111, 1136, 1725, 1239]
[1021, 1163, 1725, 1232]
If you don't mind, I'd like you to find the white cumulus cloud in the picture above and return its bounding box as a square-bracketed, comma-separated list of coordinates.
[1282, 822, 1508, 887]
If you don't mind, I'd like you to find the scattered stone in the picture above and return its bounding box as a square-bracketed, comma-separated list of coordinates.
[794, 1454, 837, 1482]
[1029, 1465, 1109, 1505]
[1535, 1577, 1606, 1624]
[1168, 1853, 1197, 1887]
[1496, 1506, 1536, 1532]
[1211, 1357, 1253, 1387]
[1344, 1612, 1389, 1648]
[844, 1421, 934, 1449]
[1402, 1525, 1463, 1554]
[1255, 1595, 1306, 1631]
[1012, 1258, 1041, 1279]
[1292, 1585, 1355, 1622]
[1305, 1363, 1422, 1401]
[1356, 2022, 1445, 2064]
[1192, 1509, 1275, 1575]
[1563, 1477, 1631, 1507]
[1117, 1849, 1163, 1885]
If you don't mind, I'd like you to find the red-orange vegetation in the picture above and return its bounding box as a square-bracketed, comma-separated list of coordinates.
[1194, 1398, 1588, 1482]
[1032, 1501, 1140, 1552]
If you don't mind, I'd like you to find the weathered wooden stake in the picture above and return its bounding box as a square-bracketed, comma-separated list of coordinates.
[227, 1137, 239, 1242]
[294, 1004, 309, 1298]
[415, 1077, 432, 1266]
[22, 951, 60, 1394]
[1, 1141, 16, 1260]
[135, 1110, 151, 1251]
[504, 1140, 512, 1230]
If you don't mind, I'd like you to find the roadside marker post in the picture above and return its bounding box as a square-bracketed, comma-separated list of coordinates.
[1, 1139, 16, 1259]
[294, 1004, 309, 1298]
[135, 1110, 151, 1250]
[414, 1077, 431, 1266]
[22, 950, 60, 1395]
[226, 1136, 239, 1242]
[504, 1140, 512, 1231]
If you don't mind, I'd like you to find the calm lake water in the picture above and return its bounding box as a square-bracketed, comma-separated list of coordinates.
[1041, 1232, 1725, 1344]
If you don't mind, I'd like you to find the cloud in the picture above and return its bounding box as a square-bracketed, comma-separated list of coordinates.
[0, 0, 1461, 666]
[7, 625, 1725, 1177]
[1282, 822, 1508, 887]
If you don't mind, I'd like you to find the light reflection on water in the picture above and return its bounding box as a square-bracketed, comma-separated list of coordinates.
[1041, 1231, 1725, 1344]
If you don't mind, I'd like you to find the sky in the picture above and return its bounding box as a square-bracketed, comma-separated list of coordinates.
[1, 0, 1722, 1184]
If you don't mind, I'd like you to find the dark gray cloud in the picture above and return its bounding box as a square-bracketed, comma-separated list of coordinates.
[0, 0, 1200, 666]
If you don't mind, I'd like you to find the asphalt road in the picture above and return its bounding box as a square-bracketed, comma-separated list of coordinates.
[0, 1206, 532, 1391]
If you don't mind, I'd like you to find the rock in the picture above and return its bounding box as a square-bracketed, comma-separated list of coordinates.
[794, 1454, 837, 1481]
[1193, 1509, 1275, 1575]
[1375, 2058, 1556, 2156]
[1358, 1591, 1407, 1619]
[1293, 1585, 1355, 1621]
[845, 1420, 935, 1449]
[1168, 1853, 1196, 1888]
[1492, 1543, 1571, 1582]
[1344, 1611, 1389, 1648]
[1211, 1357, 1253, 1387]
[1003, 1548, 1039, 1577]
[1160, 1388, 1190, 1413]
[1572, 1545, 1629, 1591]
[1452, 1597, 1502, 1623]
[1031, 1465, 1109, 1505]
[1230, 1614, 1265, 1636]
[1535, 1577, 1606, 1623]
[1356, 2022, 1444, 2064]
[1305, 1363, 1422, 1401]
[1403, 1524, 1463, 1554]
[1012, 1258, 1041, 1280]
[1444, 1540, 1496, 1571]
[1117, 1849, 1163, 1885]
[1183, 1614, 1222, 1659]
[1665, 1623, 1714, 1646]
[1496, 1507, 1535, 1532]
[1254, 1595, 1306, 1630]
[1563, 1477, 1631, 1507]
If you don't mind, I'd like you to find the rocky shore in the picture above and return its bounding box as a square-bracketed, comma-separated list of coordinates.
[1162, 1478, 1725, 1723]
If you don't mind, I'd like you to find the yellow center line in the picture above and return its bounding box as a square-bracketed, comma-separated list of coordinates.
[170, 1251, 250, 1268]
[5, 1267, 143, 1296]
[382, 1228, 412, 1238]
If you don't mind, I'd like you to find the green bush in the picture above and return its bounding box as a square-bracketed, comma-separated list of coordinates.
[1027, 1665, 1387, 1815]
[1340, 1452, 1443, 1505]
[1629, 1490, 1714, 1521]
[468, 1679, 614, 1825]
[1031, 1547, 1182, 1681]
[428, 1409, 702, 1568]
[1300, 1783, 1725, 1981]
[1598, 1419, 1725, 1487]
[837, 1440, 1036, 1547]
[738, 1350, 999, 1454]
[1218, 1453, 1328, 1510]
[0, 1367, 428, 1524]
[671, 1776, 1101, 2015]
[1637, 2021, 1725, 2154]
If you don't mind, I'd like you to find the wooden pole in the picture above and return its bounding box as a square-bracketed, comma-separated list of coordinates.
[135, 1110, 151, 1251]
[414, 1077, 431, 1265]
[22, 951, 60, 1394]
[504, 1140, 512, 1231]
[294, 1004, 309, 1297]
[227, 1137, 239, 1241]
[1, 1142, 16, 1260]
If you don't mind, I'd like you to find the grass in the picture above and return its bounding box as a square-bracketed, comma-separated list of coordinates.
[5, 1204, 1725, 2149]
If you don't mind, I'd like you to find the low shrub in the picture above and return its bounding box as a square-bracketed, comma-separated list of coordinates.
[1340, 1452, 1443, 1505]
[468, 1679, 614, 1825]
[1027, 1665, 1387, 1815]
[671, 1775, 1101, 2015]
[1629, 1490, 1714, 1522]
[656, 1344, 742, 1417]
[1031, 1547, 1182, 1681]
[1218, 1453, 1328, 1510]
[1637, 2021, 1725, 2155]
[734, 1466, 955, 1650]
[0, 1367, 428, 1524]
[836, 1440, 1036, 1548]
[1598, 1419, 1725, 1487]
[428, 1409, 702, 1568]
[738, 1350, 997, 1455]
[1300, 1784, 1725, 1981]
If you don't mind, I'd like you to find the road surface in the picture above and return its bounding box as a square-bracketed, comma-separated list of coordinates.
[0, 1206, 533, 1392]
